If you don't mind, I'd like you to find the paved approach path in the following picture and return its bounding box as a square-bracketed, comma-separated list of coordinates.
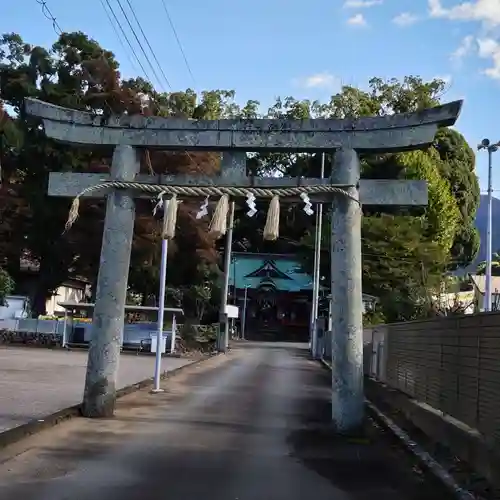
[0, 347, 191, 432]
[0, 343, 451, 500]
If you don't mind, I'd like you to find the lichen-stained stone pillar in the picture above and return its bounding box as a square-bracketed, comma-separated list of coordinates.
[330, 148, 364, 432]
[82, 145, 140, 418]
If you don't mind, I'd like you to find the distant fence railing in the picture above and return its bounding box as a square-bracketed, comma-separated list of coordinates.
[0, 318, 172, 348]
[361, 313, 500, 449]
[0, 318, 64, 335]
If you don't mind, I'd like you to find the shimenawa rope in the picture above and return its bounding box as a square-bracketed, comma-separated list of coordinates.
[65, 180, 358, 240]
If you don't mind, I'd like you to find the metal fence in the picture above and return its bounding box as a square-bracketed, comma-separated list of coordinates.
[364, 313, 500, 448]
[0, 318, 172, 348]
[0, 318, 64, 335]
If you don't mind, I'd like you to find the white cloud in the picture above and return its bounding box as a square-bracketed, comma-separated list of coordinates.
[428, 0, 500, 27]
[393, 12, 419, 26]
[344, 0, 382, 7]
[295, 72, 340, 90]
[429, 1, 500, 81]
[347, 13, 368, 26]
[477, 38, 500, 79]
[451, 35, 475, 61]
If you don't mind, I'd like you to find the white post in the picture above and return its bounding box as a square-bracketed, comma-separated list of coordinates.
[170, 313, 177, 353]
[62, 309, 68, 348]
[477, 139, 500, 311]
[153, 210, 169, 393]
[310, 211, 319, 350]
[311, 153, 325, 358]
[485, 148, 493, 311]
[219, 201, 235, 352]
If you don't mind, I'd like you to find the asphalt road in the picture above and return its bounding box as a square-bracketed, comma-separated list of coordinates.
[0, 343, 451, 500]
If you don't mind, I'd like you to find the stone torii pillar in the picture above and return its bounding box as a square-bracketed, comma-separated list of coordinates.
[24, 98, 462, 428]
[330, 148, 365, 429]
[81, 145, 139, 417]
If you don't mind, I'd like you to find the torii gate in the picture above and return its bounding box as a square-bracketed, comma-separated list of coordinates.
[25, 98, 462, 432]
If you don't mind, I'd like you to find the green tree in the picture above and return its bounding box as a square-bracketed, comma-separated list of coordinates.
[0, 32, 245, 314]
[397, 149, 460, 252]
[433, 128, 480, 267]
[0, 268, 14, 304]
[0, 31, 117, 314]
[289, 76, 478, 321]
[361, 215, 449, 321]
[476, 251, 500, 276]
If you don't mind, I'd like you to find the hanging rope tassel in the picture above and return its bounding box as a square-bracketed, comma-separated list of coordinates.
[162, 194, 178, 240]
[209, 194, 229, 239]
[263, 195, 280, 241]
[65, 197, 81, 232]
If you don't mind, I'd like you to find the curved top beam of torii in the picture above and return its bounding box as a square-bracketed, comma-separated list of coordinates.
[24, 98, 462, 153]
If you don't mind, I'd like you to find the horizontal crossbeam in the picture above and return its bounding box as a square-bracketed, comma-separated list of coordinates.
[47, 173, 428, 206]
[25, 98, 462, 153]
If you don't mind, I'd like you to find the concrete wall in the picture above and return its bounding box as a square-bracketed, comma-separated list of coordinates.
[382, 313, 500, 446]
[365, 312, 500, 472]
[362, 313, 500, 485]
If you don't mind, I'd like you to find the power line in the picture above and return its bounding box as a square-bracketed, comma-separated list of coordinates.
[36, 0, 63, 34]
[34, 0, 198, 172]
[115, 0, 167, 92]
[100, 0, 140, 77]
[124, 0, 172, 91]
[101, 0, 165, 117]
[104, 0, 154, 85]
[160, 0, 196, 88]
[35, 0, 114, 114]
[101, 0, 196, 166]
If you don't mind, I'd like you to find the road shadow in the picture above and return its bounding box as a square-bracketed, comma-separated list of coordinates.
[286, 360, 454, 500]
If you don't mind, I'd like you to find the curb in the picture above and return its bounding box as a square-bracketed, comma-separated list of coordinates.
[0, 354, 215, 451]
[318, 358, 476, 500]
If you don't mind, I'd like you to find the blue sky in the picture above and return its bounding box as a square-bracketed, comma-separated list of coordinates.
[2, 0, 500, 192]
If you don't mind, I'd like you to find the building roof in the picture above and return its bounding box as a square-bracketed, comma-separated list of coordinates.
[229, 254, 314, 292]
[469, 274, 500, 294]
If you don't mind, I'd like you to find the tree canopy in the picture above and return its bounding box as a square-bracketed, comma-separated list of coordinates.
[0, 268, 14, 304]
[0, 31, 480, 322]
[289, 77, 479, 322]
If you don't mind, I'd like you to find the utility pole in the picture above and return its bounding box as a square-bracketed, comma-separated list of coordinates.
[477, 139, 500, 312]
[219, 201, 235, 352]
[311, 153, 325, 358]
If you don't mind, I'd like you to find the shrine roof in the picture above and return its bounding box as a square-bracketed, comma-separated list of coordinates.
[229, 253, 314, 292]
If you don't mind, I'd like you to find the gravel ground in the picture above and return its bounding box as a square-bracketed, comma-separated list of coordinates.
[0, 346, 193, 432]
